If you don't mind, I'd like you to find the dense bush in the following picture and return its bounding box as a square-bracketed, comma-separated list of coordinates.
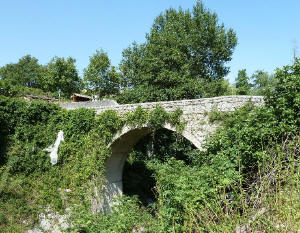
[0, 97, 101, 231]
[265, 59, 300, 130]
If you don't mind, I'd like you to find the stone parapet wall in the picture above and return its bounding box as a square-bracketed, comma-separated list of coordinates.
[60, 95, 264, 115]
[59, 99, 119, 110]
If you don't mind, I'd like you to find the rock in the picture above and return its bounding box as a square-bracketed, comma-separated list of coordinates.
[27, 207, 71, 233]
[236, 207, 267, 233]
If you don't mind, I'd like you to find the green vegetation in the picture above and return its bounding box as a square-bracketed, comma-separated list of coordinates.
[0, 96, 183, 232]
[250, 70, 277, 95]
[0, 1, 287, 103]
[233, 68, 279, 96]
[42, 56, 82, 98]
[0, 1, 299, 232]
[84, 49, 120, 98]
[1, 1, 238, 102]
[0, 55, 82, 99]
[0, 59, 299, 232]
[0, 55, 43, 88]
[3, 1, 270, 103]
[235, 69, 251, 95]
[118, 1, 237, 103]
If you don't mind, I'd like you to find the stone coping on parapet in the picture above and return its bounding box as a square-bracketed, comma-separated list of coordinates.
[59, 99, 119, 109]
[59, 95, 265, 114]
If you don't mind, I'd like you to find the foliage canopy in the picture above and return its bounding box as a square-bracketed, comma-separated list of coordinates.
[43, 56, 82, 98]
[0, 55, 43, 88]
[119, 1, 237, 103]
[84, 49, 120, 98]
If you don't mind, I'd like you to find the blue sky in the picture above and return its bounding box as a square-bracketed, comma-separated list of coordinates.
[0, 0, 299, 83]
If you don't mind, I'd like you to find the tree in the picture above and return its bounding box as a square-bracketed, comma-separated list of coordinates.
[0, 55, 43, 88]
[119, 1, 237, 103]
[235, 69, 251, 95]
[265, 58, 300, 128]
[43, 56, 82, 98]
[250, 70, 276, 95]
[0, 64, 19, 85]
[84, 50, 120, 98]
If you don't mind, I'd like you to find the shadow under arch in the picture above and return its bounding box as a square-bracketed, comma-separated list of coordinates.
[102, 124, 201, 211]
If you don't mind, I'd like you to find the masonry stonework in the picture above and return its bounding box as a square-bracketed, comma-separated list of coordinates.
[60, 95, 264, 211]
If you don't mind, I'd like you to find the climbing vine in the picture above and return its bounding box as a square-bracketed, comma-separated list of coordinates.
[0, 97, 184, 232]
[125, 105, 184, 132]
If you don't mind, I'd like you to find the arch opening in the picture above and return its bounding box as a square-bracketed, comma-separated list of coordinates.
[122, 128, 198, 206]
[103, 125, 201, 211]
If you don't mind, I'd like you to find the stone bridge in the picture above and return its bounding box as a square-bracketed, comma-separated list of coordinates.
[60, 95, 264, 211]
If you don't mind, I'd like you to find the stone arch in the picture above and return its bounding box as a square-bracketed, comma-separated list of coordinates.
[101, 124, 201, 211]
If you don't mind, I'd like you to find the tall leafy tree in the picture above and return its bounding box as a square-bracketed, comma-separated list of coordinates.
[235, 69, 251, 95]
[0, 64, 19, 85]
[84, 49, 120, 98]
[265, 58, 300, 128]
[43, 56, 82, 97]
[119, 1, 237, 103]
[250, 70, 276, 95]
[0, 55, 43, 87]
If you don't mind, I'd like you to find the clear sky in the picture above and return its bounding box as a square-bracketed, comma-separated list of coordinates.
[0, 0, 299, 83]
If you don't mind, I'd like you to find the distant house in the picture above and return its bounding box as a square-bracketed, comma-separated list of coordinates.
[71, 93, 92, 102]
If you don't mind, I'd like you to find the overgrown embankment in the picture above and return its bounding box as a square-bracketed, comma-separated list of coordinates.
[0, 60, 299, 232]
[0, 97, 106, 232]
[0, 96, 183, 232]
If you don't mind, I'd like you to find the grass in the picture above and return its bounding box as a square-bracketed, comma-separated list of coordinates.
[200, 136, 300, 233]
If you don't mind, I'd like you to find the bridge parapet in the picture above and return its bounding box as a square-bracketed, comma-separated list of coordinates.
[60, 95, 264, 115]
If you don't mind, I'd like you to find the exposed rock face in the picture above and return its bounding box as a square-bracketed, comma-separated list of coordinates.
[27, 207, 70, 233]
